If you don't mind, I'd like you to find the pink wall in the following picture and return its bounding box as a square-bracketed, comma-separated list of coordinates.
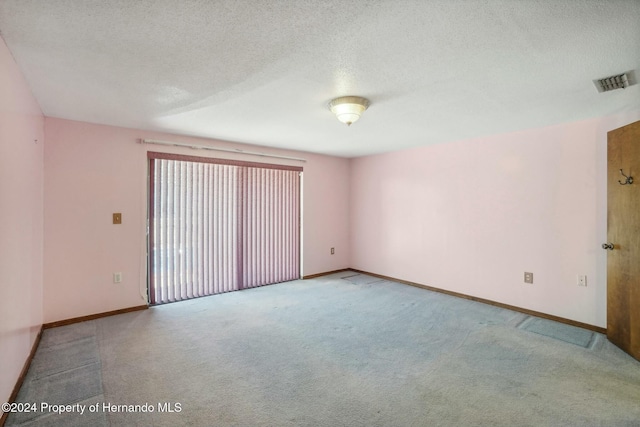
[0, 38, 44, 406]
[5, 26, 637, 392]
[350, 111, 640, 328]
[43, 118, 350, 323]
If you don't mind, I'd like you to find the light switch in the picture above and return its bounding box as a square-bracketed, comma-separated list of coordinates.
[113, 213, 122, 224]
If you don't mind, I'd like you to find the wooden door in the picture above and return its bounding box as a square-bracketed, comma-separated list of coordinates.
[606, 120, 640, 361]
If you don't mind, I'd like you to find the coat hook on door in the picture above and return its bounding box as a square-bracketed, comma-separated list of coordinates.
[618, 169, 633, 185]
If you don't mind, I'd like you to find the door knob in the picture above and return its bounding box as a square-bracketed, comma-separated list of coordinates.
[602, 243, 614, 250]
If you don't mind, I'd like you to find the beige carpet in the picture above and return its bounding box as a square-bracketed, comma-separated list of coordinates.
[7, 272, 640, 426]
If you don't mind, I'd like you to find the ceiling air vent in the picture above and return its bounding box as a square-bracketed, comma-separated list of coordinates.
[593, 73, 630, 93]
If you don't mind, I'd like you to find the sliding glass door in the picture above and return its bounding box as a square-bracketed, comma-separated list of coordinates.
[148, 152, 301, 305]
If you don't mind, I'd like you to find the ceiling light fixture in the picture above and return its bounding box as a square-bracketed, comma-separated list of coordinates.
[328, 96, 370, 126]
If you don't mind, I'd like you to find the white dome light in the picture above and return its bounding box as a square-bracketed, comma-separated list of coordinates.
[328, 96, 370, 126]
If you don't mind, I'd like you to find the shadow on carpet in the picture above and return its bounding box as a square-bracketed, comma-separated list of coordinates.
[5, 322, 108, 426]
[517, 315, 595, 348]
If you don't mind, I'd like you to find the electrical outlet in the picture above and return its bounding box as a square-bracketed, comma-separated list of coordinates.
[577, 275, 587, 287]
[524, 272, 533, 284]
[330, 247, 335, 255]
[113, 272, 122, 284]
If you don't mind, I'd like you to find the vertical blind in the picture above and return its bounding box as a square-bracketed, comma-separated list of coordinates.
[149, 153, 301, 305]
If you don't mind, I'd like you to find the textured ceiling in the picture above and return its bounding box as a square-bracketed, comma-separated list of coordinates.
[1, 0, 639, 157]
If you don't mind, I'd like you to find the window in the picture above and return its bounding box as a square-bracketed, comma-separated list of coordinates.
[148, 152, 301, 304]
